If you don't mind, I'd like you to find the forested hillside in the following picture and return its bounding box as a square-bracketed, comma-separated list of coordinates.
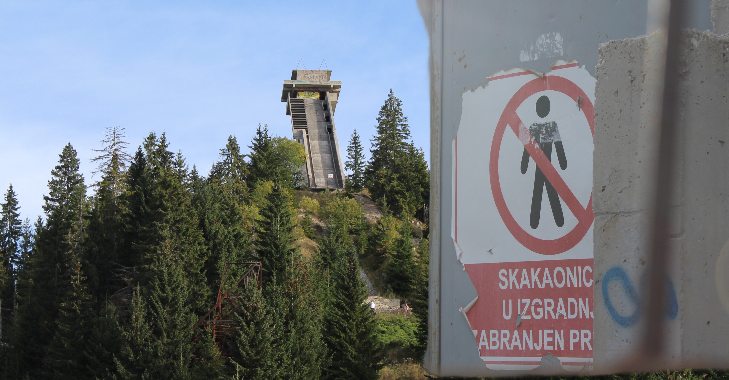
[0, 91, 430, 379]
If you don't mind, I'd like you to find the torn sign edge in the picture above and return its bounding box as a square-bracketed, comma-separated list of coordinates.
[463, 59, 582, 97]
[484, 59, 580, 84]
[460, 295, 479, 338]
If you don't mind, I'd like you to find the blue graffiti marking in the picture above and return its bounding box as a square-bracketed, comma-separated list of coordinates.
[601, 266, 677, 327]
[602, 267, 641, 327]
[664, 276, 678, 319]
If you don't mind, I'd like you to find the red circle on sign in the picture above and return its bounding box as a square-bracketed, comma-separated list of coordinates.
[489, 75, 594, 255]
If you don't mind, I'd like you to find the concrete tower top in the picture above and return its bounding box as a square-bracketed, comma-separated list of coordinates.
[281, 70, 342, 114]
[291, 69, 331, 82]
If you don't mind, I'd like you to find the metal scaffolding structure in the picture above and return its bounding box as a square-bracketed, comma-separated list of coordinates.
[191, 262, 262, 357]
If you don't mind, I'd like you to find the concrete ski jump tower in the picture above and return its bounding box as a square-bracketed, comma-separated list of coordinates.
[281, 70, 345, 190]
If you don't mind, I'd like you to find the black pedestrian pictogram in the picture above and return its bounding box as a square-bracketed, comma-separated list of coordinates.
[520, 95, 567, 229]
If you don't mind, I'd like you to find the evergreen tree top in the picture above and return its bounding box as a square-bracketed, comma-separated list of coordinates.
[2, 184, 22, 231]
[373, 89, 410, 145]
[91, 126, 132, 189]
[43, 143, 87, 219]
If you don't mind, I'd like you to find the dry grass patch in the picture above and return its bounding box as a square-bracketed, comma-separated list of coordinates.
[379, 359, 428, 380]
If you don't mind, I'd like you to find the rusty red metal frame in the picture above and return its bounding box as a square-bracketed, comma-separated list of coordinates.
[191, 262, 262, 355]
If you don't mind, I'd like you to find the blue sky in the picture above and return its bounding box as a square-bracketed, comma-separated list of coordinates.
[0, 1, 430, 221]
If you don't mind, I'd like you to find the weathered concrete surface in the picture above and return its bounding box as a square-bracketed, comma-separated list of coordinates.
[594, 29, 729, 371]
[712, 0, 729, 34]
[304, 99, 340, 189]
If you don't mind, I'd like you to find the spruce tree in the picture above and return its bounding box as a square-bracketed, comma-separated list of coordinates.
[247, 124, 275, 186]
[385, 222, 416, 298]
[141, 255, 197, 379]
[255, 181, 296, 286]
[317, 213, 352, 272]
[114, 258, 203, 379]
[114, 285, 154, 379]
[16, 218, 34, 273]
[86, 126, 131, 300]
[90, 126, 132, 193]
[115, 133, 214, 377]
[411, 237, 429, 359]
[345, 129, 366, 193]
[83, 302, 123, 379]
[365, 90, 410, 213]
[323, 251, 382, 379]
[122, 133, 208, 309]
[251, 179, 325, 379]
[1, 185, 22, 270]
[198, 137, 255, 299]
[365, 90, 429, 218]
[11, 143, 87, 378]
[210, 135, 248, 200]
[42, 235, 93, 380]
[230, 285, 284, 380]
[247, 126, 305, 189]
[401, 144, 430, 220]
[0, 184, 22, 341]
[282, 257, 325, 380]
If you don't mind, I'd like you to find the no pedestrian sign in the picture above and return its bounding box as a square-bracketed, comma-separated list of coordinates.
[453, 61, 595, 371]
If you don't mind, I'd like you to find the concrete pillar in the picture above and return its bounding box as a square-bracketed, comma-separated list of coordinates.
[594, 29, 729, 370]
[712, 0, 729, 34]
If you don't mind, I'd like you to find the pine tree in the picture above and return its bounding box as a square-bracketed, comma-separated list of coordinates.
[210, 135, 248, 200]
[385, 223, 416, 298]
[255, 181, 296, 287]
[142, 255, 197, 379]
[10, 143, 87, 378]
[247, 124, 275, 186]
[198, 137, 255, 299]
[282, 258, 325, 380]
[42, 237, 93, 380]
[114, 257, 201, 379]
[83, 302, 123, 379]
[0, 185, 22, 341]
[230, 284, 284, 380]
[90, 126, 132, 193]
[114, 285, 154, 379]
[345, 129, 366, 193]
[411, 237, 429, 359]
[247, 125, 306, 189]
[401, 144, 430, 220]
[86, 126, 131, 301]
[365, 90, 410, 212]
[317, 213, 352, 272]
[323, 252, 382, 379]
[122, 133, 209, 309]
[17, 218, 34, 273]
[250, 178, 325, 379]
[365, 90, 429, 218]
[121, 145, 155, 270]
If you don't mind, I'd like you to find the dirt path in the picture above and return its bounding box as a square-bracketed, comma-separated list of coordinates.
[353, 193, 382, 224]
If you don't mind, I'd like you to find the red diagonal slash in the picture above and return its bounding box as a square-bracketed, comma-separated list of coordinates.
[506, 113, 590, 223]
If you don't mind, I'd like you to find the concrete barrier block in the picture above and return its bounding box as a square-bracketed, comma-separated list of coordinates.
[595, 28, 729, 368]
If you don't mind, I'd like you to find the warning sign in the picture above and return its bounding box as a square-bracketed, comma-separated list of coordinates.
[453, 61, 595, 371]
[490, 73, 594, 255]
